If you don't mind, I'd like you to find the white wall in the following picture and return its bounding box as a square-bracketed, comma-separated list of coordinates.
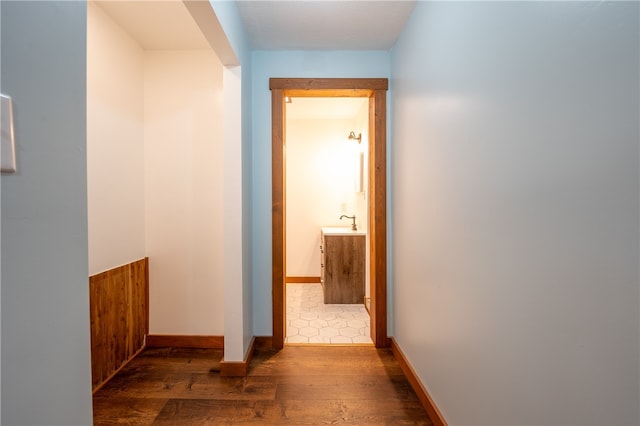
[144, 50, 225, 335]
[1, 2, 93, 424]
[391, 2, 639, 425]
[251, 50, 390, 335]
[286, 117, 365, 277]
[87, 2, 146, 275]
[221, 66, 246, 360]
[87, 5, 226, 336]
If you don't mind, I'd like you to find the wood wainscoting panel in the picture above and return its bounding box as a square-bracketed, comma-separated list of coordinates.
[89, 258, 149, 391]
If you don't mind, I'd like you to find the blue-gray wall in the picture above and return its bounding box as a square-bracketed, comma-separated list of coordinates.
[1, 2, 93, 424]
[391, 2, 639, 424]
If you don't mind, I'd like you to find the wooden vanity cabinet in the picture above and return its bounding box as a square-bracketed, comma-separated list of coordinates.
[320, 231, 365, 304]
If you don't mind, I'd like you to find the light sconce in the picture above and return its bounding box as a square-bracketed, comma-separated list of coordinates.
[348, 131, 362, 144]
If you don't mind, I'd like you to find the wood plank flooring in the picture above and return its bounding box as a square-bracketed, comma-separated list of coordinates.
[93, 345, 433, 425]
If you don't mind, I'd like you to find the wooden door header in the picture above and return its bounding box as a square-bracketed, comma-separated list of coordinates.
[269, 78, 388, 98]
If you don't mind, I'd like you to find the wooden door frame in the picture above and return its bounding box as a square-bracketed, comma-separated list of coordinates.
[270, 78, 388, 349]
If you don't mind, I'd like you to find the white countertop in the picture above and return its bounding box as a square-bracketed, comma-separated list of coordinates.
[321, 227, 366, 236]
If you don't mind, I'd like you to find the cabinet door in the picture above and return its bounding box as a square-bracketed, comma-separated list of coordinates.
[323, 235, 365, 304]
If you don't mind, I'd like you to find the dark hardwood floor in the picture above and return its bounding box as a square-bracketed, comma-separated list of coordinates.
[93, 345, 433, 425]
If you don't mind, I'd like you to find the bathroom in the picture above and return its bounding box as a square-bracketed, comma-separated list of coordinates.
[284, 97, 372, 344]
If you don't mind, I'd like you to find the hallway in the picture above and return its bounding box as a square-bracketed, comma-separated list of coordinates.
[93, 346, 432, 424]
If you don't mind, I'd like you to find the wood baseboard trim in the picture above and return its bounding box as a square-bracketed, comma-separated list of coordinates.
[92, 345, 146, 395]
[286, 276, 321, 283]
[146, 335, 224, 349]
[390, 338, 448, 426]
[254, 335, 273, 349]
[220, 336, 257, 377]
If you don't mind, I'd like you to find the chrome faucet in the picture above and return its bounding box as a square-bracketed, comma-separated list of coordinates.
[340, 214, 357, 231]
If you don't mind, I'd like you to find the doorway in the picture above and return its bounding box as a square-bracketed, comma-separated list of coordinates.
[270, 78, 388, 349]
[285, 96, 370, 344]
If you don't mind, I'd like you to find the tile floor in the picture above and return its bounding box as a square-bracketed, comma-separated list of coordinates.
[286, 283, 373, 344]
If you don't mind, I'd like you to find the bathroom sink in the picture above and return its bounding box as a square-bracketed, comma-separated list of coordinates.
[321, 227, 366, 235]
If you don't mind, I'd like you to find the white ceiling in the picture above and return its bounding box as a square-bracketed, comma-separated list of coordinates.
[94, 0, 416, 51]
[94, 0, 210, 50]
[236, 0, 417, 50]
[93, 1, 405, 118]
